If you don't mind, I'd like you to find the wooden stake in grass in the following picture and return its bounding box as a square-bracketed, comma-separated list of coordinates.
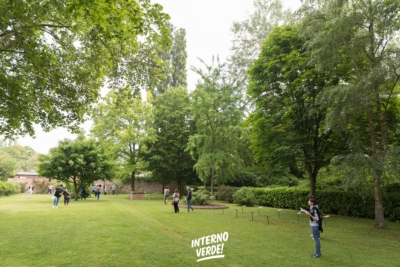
[323, 215, 331, 227]
[234, 209, 238, 218]
[249, 211, 254, 220]
[278, 209, 283, 219]
[242, 205, 246, 213]
[258, 206, 262, 216]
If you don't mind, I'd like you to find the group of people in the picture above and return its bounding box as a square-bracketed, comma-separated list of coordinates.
[90, 184, 117, 200]
[52, 184, 71, 208]
[164, 186, 194, 213]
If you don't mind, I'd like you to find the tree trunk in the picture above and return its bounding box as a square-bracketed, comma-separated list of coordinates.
[210, 166, 215, 196]
[73, 178, 79, 201]
[217, 178, 220, 200]
[373, 169, 385, 228]
[131, 171, 135, 191]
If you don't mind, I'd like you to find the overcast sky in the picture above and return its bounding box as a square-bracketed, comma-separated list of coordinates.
[17, 0, 302, 154]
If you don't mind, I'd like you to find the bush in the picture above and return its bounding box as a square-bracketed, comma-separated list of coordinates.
[17, 182, 27, 193]
[233, 187, 256, 206]
[218, 185, 236, 203]
[191, 187, 215, 205]
[0, 181, 18, 196]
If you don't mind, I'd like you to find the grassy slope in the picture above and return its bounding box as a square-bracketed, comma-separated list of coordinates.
[0, 193, 399, 267]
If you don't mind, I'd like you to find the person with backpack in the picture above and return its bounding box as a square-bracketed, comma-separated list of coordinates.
[164, 187, 170, 205]
[304, 196, 322, 258]
[186, 187, 194, 212]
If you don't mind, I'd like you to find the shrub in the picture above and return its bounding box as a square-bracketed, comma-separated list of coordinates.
[0, 181, 18, 196]
[191, 187, 215, 205]
[233, 187, 256, 206]
[17, 182, 27, 193]
[218, 185, 236, 203]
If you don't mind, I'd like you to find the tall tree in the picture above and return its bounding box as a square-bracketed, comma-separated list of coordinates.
[0, 154, 18, 181]
[91, 88, 154, 191]
[154, 23, 187, 96]
[0, 144, 39, 171]
[144, 87, 197, 193]
[37, 134, 114, 200]
[228, 0, 293, 94]
[188, 58, 246, 196]
[0, 0, 170, 138]
[301, 0, 400, 228]
[248, 25, 346, 197]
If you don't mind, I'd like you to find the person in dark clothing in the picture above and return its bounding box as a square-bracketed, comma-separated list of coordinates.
[80, 188, 86, 200]
[186, 187, 194, 212]
[172, 189, 180, 213]
[53, 184, 64, 208]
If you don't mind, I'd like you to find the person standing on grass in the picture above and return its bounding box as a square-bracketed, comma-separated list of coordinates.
[53, 184, 63, 208]
[96, 185, 102, 200]
[28, 183, 34, 198]
[164, 187, 170, 205]
[186, 187, 194, 212]
[102, 185, 107, 195]
[172, 189, 180, 213]
[47, 184, 53, 195]
[80, 188, 86, 200]
[303, 196, 322, 258]
[111, 184, 116, 195]
[92, 184, 97, 195]
[63, 188, 71, 207]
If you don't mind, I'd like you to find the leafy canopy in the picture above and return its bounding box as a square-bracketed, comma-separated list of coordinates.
[37, 134, 114, 200]
[0, 0, 170, 138]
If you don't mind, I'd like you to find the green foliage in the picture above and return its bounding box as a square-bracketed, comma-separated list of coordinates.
[217, 185, 236, 203]
[188, 58, 247, 195]
[154, 23, 187, 95]
[37, 134, 114, 200]
[0, 181, 17, 196]
[0, 0, 170, 138]
[233, 187, 256, 206]
[91, 87, 154, 191]
[252, 187, 400, 222]
[191, 187, 215, 205]
[0, 153, 18, 181]
[248, 24, 346, 196]
[144, 87, 197, 192]
[228, 0, 294, 93]
[0, 144, 39, 172]
[17, 182, 27, 193]
[301, 0, 400, 228]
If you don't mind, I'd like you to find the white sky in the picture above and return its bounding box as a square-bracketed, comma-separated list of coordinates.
[17, 0, 301, 154]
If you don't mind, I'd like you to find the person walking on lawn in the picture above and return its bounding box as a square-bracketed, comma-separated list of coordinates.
[53, 184, 64, 208]
[186, 187, 194, 212]
[164, 187, 170, 205]
[172, 189, 180, 213]
[63, 188, 71, 207]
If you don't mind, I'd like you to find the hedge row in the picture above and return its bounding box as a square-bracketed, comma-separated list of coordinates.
[233, 187, 399, 222]
[0, 181, 18, 196]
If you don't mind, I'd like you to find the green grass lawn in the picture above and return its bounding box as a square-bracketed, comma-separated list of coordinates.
[0, 193, 399, 267]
